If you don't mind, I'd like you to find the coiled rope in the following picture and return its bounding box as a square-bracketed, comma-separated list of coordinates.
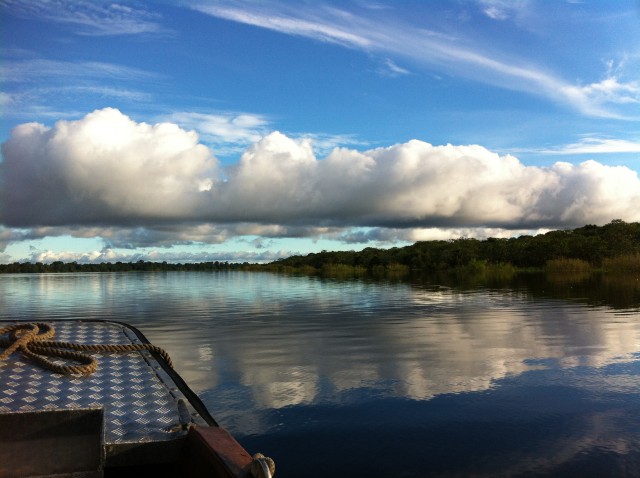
[251, 453, 276, 478]
[1, 322, 276, 474]
[0, 322, 173, 375]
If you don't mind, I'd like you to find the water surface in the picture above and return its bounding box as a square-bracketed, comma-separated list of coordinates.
[2, 271, 640, 476]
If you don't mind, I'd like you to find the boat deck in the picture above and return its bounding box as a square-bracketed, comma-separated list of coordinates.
[0, 319, 218, 477]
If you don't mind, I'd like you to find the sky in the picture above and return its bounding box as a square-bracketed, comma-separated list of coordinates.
[1, 0, 639, 264]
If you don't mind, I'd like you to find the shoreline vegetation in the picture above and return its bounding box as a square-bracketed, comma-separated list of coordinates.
[2, 220, 640, 276]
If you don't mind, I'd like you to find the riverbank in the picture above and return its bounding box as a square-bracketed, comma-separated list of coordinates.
[2, 221, 639, 276]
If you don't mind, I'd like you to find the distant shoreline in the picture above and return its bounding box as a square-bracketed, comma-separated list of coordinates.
[2, 220, 639, 275]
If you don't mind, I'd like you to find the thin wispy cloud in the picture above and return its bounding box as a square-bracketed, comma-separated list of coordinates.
[64, 86, 153, 102]
[543, 137, 640, 155]
[1, 58, 160, 120]
[1, 0, 167, 35]
[0, 92, 11, 106]
[377, 58, 411, 77]
[164, 111, 271, 155]
[22, 86, 153, 103]
[576, 77, 640, 105]
[190, 1, 638, 119]
[198, 3, 372, 48]
[295, 132, 369, 157]
[561, 77, 640, 119]
[2, 59, 159, 83]
[164, 111, 367, 157]
[3, 104, 88, 120]
[477, 0, 530, 21]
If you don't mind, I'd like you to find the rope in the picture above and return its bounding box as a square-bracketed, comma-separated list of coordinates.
[0, 322, 173, 375]
[251, 453, 276, 478]
[2, 322, 276, 474]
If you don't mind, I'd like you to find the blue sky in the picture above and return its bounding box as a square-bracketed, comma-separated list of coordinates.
[1, 0, 639, 264]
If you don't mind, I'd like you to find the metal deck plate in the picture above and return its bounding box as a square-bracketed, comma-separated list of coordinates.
[0, 320, 202, 465]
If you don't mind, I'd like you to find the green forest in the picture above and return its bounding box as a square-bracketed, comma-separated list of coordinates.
[2, 220, 640, 274]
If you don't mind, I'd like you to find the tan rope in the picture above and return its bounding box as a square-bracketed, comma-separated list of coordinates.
[0, 322, 173, 375]
[251, 453, 276, 478]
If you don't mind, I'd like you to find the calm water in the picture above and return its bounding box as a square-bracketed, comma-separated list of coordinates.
[2, 271, 640, 477]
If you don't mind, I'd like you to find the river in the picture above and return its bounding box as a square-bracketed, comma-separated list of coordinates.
[2, 271, 640, 477]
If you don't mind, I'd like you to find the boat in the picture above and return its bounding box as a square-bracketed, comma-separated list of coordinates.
[0, 319, 275, 478]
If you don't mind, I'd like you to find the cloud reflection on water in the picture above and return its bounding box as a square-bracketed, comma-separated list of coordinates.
[4, 272, 640, 410]
[148, 277, 640, 415]
[3, 271, 640, 476]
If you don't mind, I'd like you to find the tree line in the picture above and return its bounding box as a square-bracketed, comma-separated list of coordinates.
[0, 260, 247, 274]
[269, 220, 640, 272]
[2, 220, 639, 274]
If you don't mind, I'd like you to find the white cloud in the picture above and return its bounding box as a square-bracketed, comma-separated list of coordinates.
[0, 92, 12, 106]
[197, 4, 372, 48]
[328, 226, 538, 245]
[190, 1, 638, 118]
[288, 132, 369, 159]
[7, 86, 153, 110]
[25, 247, 289, 265]
[544, 137, 640, 155]
[164, 111, 271, 154]
[581, 77, 640, 104]
[483, 7, 507, 20]
[561, 76, 640, 118]
[410, 227, 550, 241]
[57, 85, 153, 102]
[1, 0, 166, 36]
[2, 108, 640, 251]
[1, 56, 160, 123]
[1, 108, 218, 226]
[377, 58, 410, 77]
[2, 59, 158, 84]
[477, 0, 530, 21]
[2, 105, 87, 121]
[163, 111, 367, 157]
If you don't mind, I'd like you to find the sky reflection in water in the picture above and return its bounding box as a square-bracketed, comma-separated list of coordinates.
[2, 271, 640, 476]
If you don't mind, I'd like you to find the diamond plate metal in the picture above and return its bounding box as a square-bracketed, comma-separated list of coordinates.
[0, 320, 193, 450]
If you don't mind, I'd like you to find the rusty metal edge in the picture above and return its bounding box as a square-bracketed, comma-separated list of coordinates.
[180, 425, 253, 478]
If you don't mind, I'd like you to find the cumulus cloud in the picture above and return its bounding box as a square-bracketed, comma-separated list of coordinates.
[334, 226, 550, 244]
[219, 135, 639, 228]
[0, 223, 344, 253]
[2, 108, 640, 250]
[1, 108, 218, 226]
[0, 226, 32, 251]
